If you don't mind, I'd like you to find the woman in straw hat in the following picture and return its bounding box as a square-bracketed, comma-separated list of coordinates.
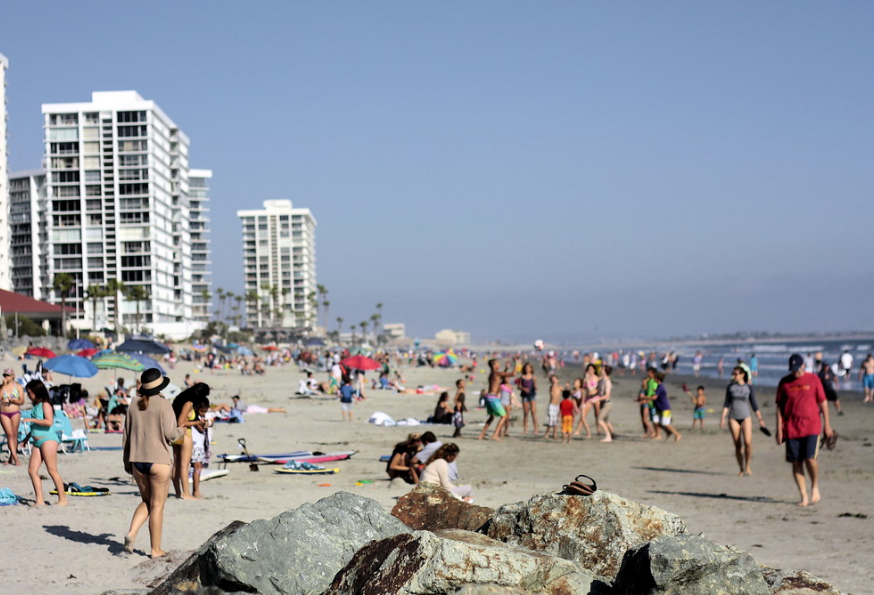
[122, 368, 184, 558]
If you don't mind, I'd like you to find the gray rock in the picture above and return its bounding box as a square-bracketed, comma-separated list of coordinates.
[149, 492, 410, 595]
[761, 566, 847, 595]
[612, 534, 770, 595]
[392, 483, 495, 532]
[485, 490, 686, 581]
[325, 529, 594, 595]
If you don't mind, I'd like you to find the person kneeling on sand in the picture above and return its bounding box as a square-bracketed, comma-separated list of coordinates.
[419, 443, 473, 502]
[387, 433, 422, 484]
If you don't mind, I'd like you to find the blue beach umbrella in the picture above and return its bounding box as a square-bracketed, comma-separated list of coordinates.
[116, 338, 171, 355]
[124, 352, 166, 375]
[42, 355, 99, 378]
[67, 338, 95, 351]
[236, 346, 254, 357]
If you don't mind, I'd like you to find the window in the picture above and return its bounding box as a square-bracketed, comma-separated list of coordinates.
[52, 200, 80, 213]
[55, 243, 82, 255]
[49, 128, 79, 141]
[118, 139, 148, 152]
[120, 154, 148, 166]
[84, 112, 99, 124]
[54, 257, 82, 270]
[119, 169, 147, 181]
[117, 111, 147, 123]
[119, 183, 149, 196]
[50, 113, 78, 126]
[117, 125, 147, 137]
[83, 127, 100, 140]
[88, 214, 102, 225]
[51, 157, 79, 169]
[50, 142, 79, 155]
[85, 171, 101, 182]
[122, 255, 151, 267]
[55, 171, 80, 183]
[120, 212, 150, 224]
[85, 185, 102, 197]
[87, 243, 103, 254]
[87, 257, 104, 269]
[84, 156, 100, 168]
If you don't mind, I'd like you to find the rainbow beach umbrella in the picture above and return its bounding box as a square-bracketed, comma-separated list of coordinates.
[433, 350, 459, 367]
[92, 352, 145, 372]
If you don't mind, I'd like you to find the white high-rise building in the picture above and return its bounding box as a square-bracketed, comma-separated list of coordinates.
[0, 52, 10, 291]
[237, 200, 317, 329]
[40, 91, 208, 339]
[8, 170, 48, 299]
[189, 169, 212, 324]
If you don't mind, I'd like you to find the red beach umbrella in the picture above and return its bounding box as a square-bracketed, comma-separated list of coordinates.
[26, 347, 56, 358]
[339, 355, 381, 371]
[77, 348, 99, 358]
[262, 345, 279, 351]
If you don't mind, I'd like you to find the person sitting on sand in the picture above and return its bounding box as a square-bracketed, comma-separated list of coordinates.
[386, 433, 422, 484]
[419, 443, 473, 502]
[430, 392, 454, 424]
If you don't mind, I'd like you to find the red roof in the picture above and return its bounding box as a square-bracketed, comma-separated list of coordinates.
[0, 289, 65, 314]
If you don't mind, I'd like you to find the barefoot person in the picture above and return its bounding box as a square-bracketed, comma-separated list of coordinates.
[859, 354, 874, 403]
[1, 369, 26, 466]
[720, 366, 766, 476]
[478, 359, 513, 441]
[652, 372, 681, 442]
[172, 383, 210, 500]
[21, 380, 67, 506]
[123, 368, 184, 557]
[776, 354, 835, 507]
[517, 363, 539, 435]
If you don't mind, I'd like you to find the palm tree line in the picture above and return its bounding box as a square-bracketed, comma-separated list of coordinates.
[52, 273, 151, 336]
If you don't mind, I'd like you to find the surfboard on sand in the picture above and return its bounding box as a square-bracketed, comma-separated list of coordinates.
[188, 468, 229, 483]
[218, 450, 311, 463]
[258, 450, 357, 465]
[275, 467, 339, 475]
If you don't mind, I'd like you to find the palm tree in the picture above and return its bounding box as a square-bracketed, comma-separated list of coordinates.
[317, 284, 328, 325]
[216, 288, 227, 322]
[233, 294, 244, 327]
[359, 321, 368, 344]
[106, 278, 125, 334]
[322, 300, 330, 330]
[225, 291, 235, 323]
[84, 284, 107, 331]
[124, 284, 149, 333]
[336, 317, 344, 339]
[53, 273, 75, 337]
[370, 313, 382, 345]
[200, 288, 211, 321]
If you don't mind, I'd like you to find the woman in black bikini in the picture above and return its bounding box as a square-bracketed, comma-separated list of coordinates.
[519, 363, 539, 435]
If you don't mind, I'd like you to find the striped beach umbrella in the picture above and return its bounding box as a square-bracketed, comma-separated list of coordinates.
[92, 352, 145, 372]
[433, 350, 459, 367]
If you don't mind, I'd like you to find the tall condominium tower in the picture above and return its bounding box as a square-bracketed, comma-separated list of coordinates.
[8, 170, 48, 299]
[189, 169, 212, 323]
[237, 200, 317, 329]
[40, 91, 208, 339]
[0, 52, 10, 290]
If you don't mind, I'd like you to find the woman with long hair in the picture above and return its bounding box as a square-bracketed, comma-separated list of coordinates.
[123, 368, 184, 558]
[420, 443, 473, 501]
[1, 368, 26, 465]
[518, 363, 539, 435]
[720, 366, 766, 476]
[21, 379, 66, 506]
[171, 382, 211, 499]
[386, 433, 422, 484]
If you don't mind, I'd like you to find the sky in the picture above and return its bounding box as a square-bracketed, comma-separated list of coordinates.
[2, 2, 873, 344]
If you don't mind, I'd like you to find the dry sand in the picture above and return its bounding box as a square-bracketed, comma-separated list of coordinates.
[0, 356, 870, 594]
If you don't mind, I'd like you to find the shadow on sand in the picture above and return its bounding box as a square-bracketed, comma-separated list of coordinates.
[43, 525, 126, 554]
[647, 490, 782, 504]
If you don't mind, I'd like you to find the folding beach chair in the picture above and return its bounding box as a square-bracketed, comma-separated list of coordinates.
[53, 409, 88, 454]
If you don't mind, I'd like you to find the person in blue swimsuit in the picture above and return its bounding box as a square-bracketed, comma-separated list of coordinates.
[22, 380, 67, 506]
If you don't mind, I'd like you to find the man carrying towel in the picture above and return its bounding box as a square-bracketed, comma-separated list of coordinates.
[775, 353, 835, 507]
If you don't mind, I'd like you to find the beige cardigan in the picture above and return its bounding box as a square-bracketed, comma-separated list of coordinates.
[123, 395, 184, 466]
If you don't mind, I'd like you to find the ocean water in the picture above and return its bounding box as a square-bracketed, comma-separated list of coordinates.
[574, 338, 873, 389]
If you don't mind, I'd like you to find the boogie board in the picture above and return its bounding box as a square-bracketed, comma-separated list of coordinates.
[218, 450, 311, 463]
[189, 468, 229, 483]
[259, 450, 357, 465]
[50, 483, 111, 496]
[275, 467, 339, 475]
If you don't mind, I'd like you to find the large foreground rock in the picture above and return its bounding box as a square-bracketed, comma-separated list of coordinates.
[392, 483, 495, 532]
[612, 534, 770, 595]
[325, 529, 594, 595]
[149, 492, 410, 595]
[485, 490, 686, 581]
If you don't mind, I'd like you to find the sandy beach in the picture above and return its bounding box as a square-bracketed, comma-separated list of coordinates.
[1, 355, 870, 594]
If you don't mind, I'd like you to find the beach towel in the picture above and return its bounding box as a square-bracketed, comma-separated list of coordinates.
[0, 487, 19, 506]
[368, 411, 395, 426]
[49, 483, 111, 496]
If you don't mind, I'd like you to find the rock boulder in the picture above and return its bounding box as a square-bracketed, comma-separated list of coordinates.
[485, 490, 686, 581]
[392, 483, 495, 532]
[761, 566, 847, 595]
[325, 529, 594, 595]
[149, 492, 410, 595]
[612, 534, 770, 595]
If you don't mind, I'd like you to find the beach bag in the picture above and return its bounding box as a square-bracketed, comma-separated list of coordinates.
[0, 487, 19, 506]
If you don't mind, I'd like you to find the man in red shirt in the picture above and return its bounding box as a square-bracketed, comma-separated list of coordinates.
[776, 353, 835, 507]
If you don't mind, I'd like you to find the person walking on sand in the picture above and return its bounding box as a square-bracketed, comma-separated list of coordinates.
[637, 368, 658, 439]
[545, 374, 561, 440]
[859, 354, 874, 403]
[559, 389, 578, 444]
[21, 380, 67, 506]
[685, 384, 707, 430]
[817, 359, 843, 416]
[652, 372, 681, 442]
[123, 368, 185, 557]
[776, 354, 835, 507]
[1, 368, 26, 466]
[518, 363, 539, 435]
[596, 365, 615, 442]
[720, 366, 766, 476]
[478, 359, 513, 441]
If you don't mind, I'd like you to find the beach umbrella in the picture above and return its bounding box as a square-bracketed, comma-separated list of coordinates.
[26, 347, 56, 358]
[92, 352, 145, 372]
[236, 346, 254, 357]
[262, 345, 279, 351]
[116, 338, 171, 355]
[227, 343, 240, 349]
[339, 355, 381, 371]
[42, 355, 99, 378]
[191, 343, 208, 352]
[125, 352, 165, 375]
[304, 338, 326, 347]
[67, 338, 95, 351]
[76, 348, 99, 358]
[433, 350, 459, 367]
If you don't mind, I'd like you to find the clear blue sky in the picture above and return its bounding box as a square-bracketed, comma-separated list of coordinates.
[3, 2, 872, 343]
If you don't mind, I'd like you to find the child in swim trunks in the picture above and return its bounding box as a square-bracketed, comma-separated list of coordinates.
[559, 389, 578, 444]
[685, 384, 707, 430]
[546, 375, 561, 440]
